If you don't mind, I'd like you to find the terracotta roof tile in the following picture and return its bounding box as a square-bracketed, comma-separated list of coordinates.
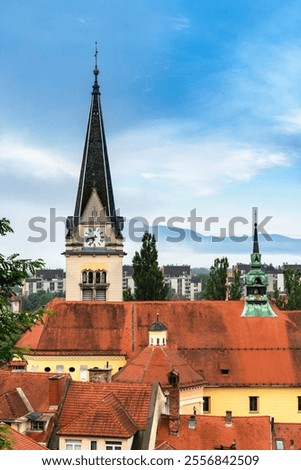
[0, 389, 31, 420]
[0, 371, 69, 413]
[59, 392, 138, 438]
[16, 300, 301, 386]
[113, 346, 206, 388]
[273, 423, 301, 449]
[156, 415, 271, 450]
[58, 381, 154, 432]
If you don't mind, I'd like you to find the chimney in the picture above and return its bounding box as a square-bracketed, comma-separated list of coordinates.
[48, 375, 64, 409]
[167, 369, 180, 436]
[225, 410, 233, 427]
[88, 364, 112, 383]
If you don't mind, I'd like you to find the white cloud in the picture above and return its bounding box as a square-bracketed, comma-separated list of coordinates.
[110, 120, 290, 201]
[276, 109, 301, 133]
[0, 134, 78, 179]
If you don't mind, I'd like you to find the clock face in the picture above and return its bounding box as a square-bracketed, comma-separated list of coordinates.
[84, 227, 105, 247]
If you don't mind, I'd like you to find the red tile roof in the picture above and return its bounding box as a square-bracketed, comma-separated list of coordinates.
[113, 345, 206, 388]
[59, 392, 138, 438]
[1, 424, 47, 450]
[156, 414, 272, 450]
[0, 371, 69, 413]
[273, 423, 301, 449]
[58, 381, 154, 433]
[16, 300, 301, 386]
[0, 389, 31, 420]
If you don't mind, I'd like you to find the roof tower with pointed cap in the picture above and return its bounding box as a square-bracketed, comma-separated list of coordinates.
[241, 212, 277, 317]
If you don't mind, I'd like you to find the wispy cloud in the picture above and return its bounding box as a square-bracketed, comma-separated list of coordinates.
[171, 16, 190, 32]
[110, 120, 290, 200]
[0, 134, 78, 179]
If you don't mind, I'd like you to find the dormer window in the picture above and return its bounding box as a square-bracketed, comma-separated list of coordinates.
[31, 421, 46, 431]
[148, 315, 167, 346]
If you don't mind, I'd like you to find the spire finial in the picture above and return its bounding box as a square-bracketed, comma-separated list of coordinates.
[253, 207, 259, 254]
[94, 41, 98, 68]
[92, 42, 100, 94]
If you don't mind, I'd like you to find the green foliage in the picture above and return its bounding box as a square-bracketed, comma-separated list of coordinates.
[0, 218, 45, 364]
[203, 257, 229, 300]
[22, 290, 64, 311]
[132, 231, 169, 301]
[123, 287, 134, 301]
[283, 268, 301, 310]
[0, 424, 12, 450]
[229, 269, 243, 300]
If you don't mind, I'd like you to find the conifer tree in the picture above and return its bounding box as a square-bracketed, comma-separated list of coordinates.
[229, 268, 243, 300]
[203, 257, 229, 300]
[132, 231, 169, 300]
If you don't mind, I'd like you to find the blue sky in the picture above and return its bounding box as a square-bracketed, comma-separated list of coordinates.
[1, 0, 301, 268]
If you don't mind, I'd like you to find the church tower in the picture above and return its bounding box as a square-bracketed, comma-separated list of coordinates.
[64, 47, 124, 301]
[241, 214, 277, 317]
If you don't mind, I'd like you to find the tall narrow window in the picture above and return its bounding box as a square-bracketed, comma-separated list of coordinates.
[203, 397, 210, 413]
[249, 396, 258, 412]
[90, 441, 97, 450]
[298, 396, 301, 412]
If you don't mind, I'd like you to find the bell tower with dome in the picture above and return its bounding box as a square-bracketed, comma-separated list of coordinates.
[64, 46, 124, 301]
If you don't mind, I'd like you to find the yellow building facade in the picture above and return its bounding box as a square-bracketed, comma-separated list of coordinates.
[25, 354, 127, 381]
[204, 387, 301, 423]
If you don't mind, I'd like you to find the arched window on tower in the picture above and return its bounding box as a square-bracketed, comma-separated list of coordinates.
[82, 271, 87, 284]
[88, 271, 94, 284]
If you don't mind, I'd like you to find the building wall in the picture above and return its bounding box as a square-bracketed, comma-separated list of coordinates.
[204, 387, 301, 423]
[65, 255, 123, 301]
[59, 436, 133, 450]
[180, 387, 204, 415]
[25, 355, 127, 381]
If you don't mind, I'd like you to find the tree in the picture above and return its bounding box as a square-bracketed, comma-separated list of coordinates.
[229, 269, 243, 300]
[0, 218, 46, 449]
[283, 268, 301, 310]
[132, 231, 169, 300]
[203, 257, 229, 300]
[0, 218, 45, 364]
[22, 290, 64, 311]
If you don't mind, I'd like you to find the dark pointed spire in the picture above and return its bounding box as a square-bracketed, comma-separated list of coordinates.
[74, 46, 122, 236]
[253, 209, 259, 254]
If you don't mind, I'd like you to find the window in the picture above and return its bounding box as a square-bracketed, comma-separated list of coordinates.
[203, 396, 210, 413]
[275, 439, 284, 450]
[220, 369, 229, 375]
[31, 421, 45, 431]
[90, 441, 97, 450]
[80, 365, 88, 381]
[105, 441, 122, 450]
[56, 365, 64, 373]
[44, 367, 51, 372]
[66, 439, 82, 450]
[249, 396, 258, 412]
[298, 396, 301, 412]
